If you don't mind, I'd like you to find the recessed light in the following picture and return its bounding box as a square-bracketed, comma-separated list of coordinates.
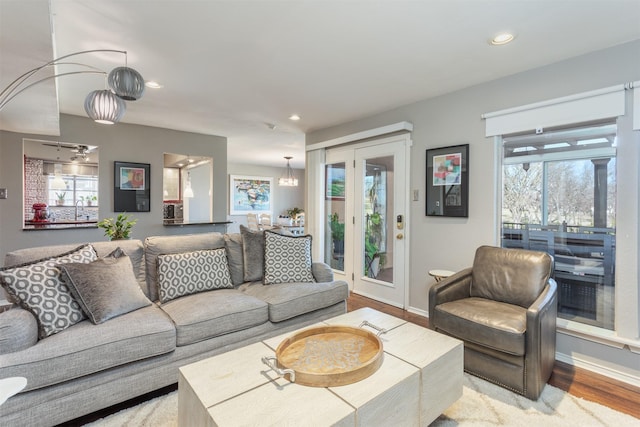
[289, 114, 301, 121]
[145, 81, 163, 89]
[490, 33, 515, 46]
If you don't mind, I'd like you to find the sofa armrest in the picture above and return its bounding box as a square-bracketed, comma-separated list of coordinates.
[312, 262, 334, 283]
[0, 307, 38, 355]
[525, 278, 558, 399]
[428, 267, 472, 324]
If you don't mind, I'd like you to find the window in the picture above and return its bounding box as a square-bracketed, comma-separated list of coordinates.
[501, 121, 617, 330]
[48, 175, 98, 207]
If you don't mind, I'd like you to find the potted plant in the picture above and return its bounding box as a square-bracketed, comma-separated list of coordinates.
[287, 207, 304, 224]
[97, 213, 137, 240]
[86, 195, 97, 206]
[55, 192, 66, 206]
[365, 212, 384, 278]
[329, 212, 345, 255]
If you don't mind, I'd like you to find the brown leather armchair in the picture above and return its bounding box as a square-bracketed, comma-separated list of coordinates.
[428, 245, 557, 400]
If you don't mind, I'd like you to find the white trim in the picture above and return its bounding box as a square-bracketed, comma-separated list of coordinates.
[482, 85, 625, 137]
[305, 149, 325, 261]
[407, 305, 428, 318]
[555, 352, 640, 388]
[633, 80, 640, 130]
[557, 318, 640, 351]
[306, 121, 413, 151]
[502, 147, 617, 165]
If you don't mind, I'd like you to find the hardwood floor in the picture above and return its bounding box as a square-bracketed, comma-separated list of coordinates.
[349, 292, 640, 419]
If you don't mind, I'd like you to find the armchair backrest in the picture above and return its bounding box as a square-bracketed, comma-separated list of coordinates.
[470, 245, 552, 308]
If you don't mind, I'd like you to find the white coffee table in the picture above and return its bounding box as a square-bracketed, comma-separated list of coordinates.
[178, 308, 463, 426]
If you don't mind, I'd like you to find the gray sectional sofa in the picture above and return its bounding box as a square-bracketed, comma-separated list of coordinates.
[0, 231, 348, 427]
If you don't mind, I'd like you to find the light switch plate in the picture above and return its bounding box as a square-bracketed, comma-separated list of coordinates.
[0, 188, 6, 199]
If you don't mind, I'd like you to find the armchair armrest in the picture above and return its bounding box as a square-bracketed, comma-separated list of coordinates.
[525, 278, 558, 399]
[312, 262, 334, 283]
[428, 267, 472, 322]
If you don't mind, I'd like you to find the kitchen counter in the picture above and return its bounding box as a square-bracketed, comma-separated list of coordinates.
[23, 220, 98, 230]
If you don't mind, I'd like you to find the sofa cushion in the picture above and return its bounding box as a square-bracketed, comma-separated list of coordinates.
[159, 289, 269, 346]
[224, 233, 245, 286]
[0, 304, 176, 392]
[0, 307, 38, 354]
[4, 240, 147, 297]
[157, 248, 234, 303]
[263, 231, 314, 285]
[0, 244, 97, 339]
[145, 232, 225, 301]
[58, 248, 152, 324]
[434, 297, 526, 356]
[238, 280, 348, 322]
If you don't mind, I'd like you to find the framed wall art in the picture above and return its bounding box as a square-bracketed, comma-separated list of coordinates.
[426, 144, 469, 217]
[114, 161, 150, 212]
[229, 175, 273, 215]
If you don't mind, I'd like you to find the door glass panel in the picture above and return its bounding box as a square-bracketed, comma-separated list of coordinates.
[325, 162, 346, 271]
[363, 157, 393, 283]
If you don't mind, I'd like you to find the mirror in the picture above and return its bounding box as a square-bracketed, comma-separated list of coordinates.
[23, 138, 99, 229]
[163, 153, 213, 224]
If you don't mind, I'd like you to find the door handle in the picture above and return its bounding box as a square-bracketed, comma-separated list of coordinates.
[396, 233, 404, 240]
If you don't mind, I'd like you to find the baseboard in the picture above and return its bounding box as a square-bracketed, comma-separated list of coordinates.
[407, 305, 428, 318]
[555, 352, 640, 388]
[351, 290, 403, 309]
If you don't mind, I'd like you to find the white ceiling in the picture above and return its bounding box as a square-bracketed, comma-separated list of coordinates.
[1, 0, 639, 169]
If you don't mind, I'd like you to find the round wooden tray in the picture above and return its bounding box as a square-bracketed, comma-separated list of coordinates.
[273, 325, 384, 387]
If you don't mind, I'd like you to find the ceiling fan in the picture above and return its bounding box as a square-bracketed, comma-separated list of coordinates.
[41, 142, 96, 162]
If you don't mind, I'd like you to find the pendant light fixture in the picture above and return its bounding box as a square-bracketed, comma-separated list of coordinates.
[108, 58, 145, 101]
[84, 89, 126, 124]
[50, 163, 67, 190]
[278, 156, 299, 187]
[184, 171, 194, 198]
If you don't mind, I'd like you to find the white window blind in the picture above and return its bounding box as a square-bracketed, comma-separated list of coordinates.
[482, 85, 626, 137]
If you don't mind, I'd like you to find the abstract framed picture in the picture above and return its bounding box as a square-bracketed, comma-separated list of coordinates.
[229, 175, 273, 215]
[426, 144, 469, 217]
[114, 161, 150, 212]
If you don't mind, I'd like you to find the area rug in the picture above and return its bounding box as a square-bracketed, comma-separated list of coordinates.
[86, 374, 637, 426]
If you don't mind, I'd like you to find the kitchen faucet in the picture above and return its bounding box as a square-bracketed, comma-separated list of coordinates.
[75, 200, 83, 221]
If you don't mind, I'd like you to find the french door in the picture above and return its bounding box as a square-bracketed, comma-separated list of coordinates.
[324, 136, 409, 308]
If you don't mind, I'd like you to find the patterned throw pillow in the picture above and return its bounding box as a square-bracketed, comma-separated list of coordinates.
[59, 248, 152, 324]
[263, 231, 315, 285]
[0, 244, 97, 339]
[156, 248, 234, 303]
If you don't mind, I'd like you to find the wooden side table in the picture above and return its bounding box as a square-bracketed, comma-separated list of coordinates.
[428, 269, 456, 282]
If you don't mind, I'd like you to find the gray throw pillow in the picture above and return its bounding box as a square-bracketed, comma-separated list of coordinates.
[58, 248, 152, 324]
[156, 248, 234, 303]
[264, 230, 315, 285]
[224, 233, 245, 286]
[0, 244, 96, 339]
[240, 225, 265, 282]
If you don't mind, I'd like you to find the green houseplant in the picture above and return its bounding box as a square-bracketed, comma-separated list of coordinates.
[97, 213, 137, 240]
[55, 192, 66, 206]
[329, 212, 345, 255]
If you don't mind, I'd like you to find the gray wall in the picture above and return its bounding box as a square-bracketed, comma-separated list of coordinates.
[306, 40, 640, 383]
[226, 162, 305, 233]
[0, 114, 228, 260]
